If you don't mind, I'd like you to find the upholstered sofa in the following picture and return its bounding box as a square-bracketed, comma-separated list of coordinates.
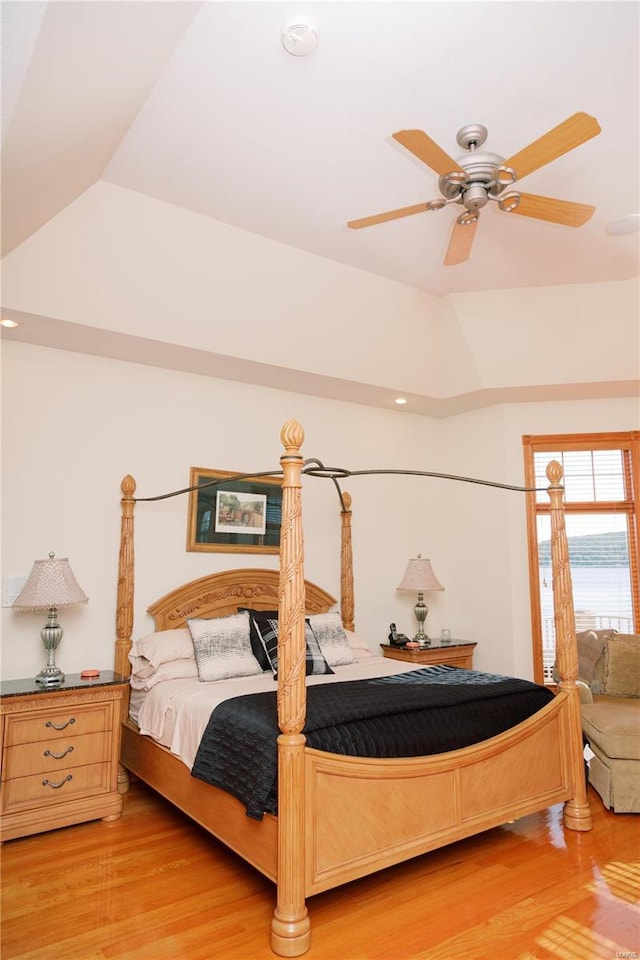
[576, 630, 640, 814]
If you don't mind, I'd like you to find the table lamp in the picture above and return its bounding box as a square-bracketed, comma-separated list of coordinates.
[397, 554, 444, 645]
[13, 552, 88, 686]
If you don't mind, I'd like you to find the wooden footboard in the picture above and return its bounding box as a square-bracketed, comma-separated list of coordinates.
[120, 693, 574, 903]
[303, 694, 571, 895]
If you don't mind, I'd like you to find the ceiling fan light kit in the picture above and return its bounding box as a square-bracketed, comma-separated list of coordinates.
[348, 112, 602, 266]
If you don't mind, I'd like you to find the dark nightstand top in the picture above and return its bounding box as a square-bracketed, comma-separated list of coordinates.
[0, 671, 128, 699]
[380, 639, 473, 652]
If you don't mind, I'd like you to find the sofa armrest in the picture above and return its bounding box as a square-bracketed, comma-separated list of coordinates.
[576, 679, 594, 704]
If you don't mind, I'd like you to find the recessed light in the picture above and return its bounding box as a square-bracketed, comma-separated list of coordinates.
[0, 318, 19, 328]
[606, 214, 640, 236]
[394, 397, 408, 406]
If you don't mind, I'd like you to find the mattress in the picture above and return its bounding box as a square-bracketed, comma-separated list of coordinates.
[131, 655, 420, 770]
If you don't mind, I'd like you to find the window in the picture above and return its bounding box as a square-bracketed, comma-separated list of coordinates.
[523, 432, 639, 684]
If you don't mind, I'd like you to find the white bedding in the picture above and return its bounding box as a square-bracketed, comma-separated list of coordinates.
[132, 656, 423, 770]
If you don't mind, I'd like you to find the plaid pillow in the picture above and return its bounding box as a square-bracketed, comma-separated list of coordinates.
[251, 614, 334, 679]
[237, 607, 278, 671]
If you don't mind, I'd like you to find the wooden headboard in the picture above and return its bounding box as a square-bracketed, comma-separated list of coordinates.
[147, 568, 336, 632]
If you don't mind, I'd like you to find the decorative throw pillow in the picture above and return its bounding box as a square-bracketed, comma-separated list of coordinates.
[187, 611, 262, 682]
[237, 608, 279, 671]
[600, 636, 640, 698]
[576, 629, 607, 684]
[307, 612, 355, 667]
[251, 613, 334, 678]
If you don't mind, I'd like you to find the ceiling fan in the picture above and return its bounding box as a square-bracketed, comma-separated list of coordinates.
[347, 112, 601, 266]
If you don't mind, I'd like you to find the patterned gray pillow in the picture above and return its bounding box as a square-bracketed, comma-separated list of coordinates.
[187, 611, 262, 682]
[308, 612, 355, 667]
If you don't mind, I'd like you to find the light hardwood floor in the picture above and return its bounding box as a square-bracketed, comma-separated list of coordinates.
[1, 783, 638, 960]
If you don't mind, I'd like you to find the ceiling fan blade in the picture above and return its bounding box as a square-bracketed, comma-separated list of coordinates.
[444, 216, 478, 266]
[392, 130, 466, 178]
[347, 202, 430, 229]
[500, 112, 601, 182]
[509, 192, 596, 227]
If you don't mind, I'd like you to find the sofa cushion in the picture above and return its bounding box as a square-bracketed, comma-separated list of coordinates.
[581, 698, 640, 760]
[600, 635, 640, 698]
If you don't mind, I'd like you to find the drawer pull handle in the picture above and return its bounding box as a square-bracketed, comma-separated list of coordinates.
[44, 745, 74, 760]
[45, 717, 76, 731]
[42, 775, 73, 789]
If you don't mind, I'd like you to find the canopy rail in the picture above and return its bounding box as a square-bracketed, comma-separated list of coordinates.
[116, 456, 544, 676]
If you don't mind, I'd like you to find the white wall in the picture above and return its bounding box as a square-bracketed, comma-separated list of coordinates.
[1, 182, 445, 395]
[441, 396, 639, 676]
[3, 182, 637, 406]
[447, 279, 639, 388]
[2, 340, 637, 682]
[1, 341, 449, 680]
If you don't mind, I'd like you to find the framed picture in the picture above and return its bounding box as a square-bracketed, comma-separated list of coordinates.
[186, 467, 282, 554]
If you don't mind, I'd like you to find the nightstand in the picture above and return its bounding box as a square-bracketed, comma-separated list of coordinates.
[380, 640, 477, 669]
[0, 672, 128, 842]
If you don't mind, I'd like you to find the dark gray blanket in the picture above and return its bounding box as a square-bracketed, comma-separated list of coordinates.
[191, 666, 554, 819]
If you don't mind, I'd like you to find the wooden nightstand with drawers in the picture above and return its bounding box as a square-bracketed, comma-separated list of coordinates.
[0, 672, 128, 842]
[380, 640, 477, 669]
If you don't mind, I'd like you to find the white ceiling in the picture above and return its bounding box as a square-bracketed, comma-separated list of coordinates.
[2, 1, 639, 298]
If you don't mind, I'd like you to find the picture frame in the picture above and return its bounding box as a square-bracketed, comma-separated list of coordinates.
[186, 467, 282, 554]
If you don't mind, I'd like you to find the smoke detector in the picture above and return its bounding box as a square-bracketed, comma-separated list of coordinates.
[281, 19, 319, 57]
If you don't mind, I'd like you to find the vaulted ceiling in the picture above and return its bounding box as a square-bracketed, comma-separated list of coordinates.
[1, 2, 638, 417]
[2, 1, 638, 296]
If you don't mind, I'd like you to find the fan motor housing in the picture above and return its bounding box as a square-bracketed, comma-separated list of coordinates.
[438, 150, 507, 208]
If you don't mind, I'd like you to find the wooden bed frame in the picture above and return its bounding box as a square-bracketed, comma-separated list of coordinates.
[115, 419, 591, 958]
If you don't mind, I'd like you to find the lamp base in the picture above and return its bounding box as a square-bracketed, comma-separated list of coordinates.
[37, 609, 65, 685]
[35, 665, 65, 686]
[413, 594, 430, 646]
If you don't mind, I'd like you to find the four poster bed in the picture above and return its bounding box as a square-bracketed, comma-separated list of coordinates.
[115, 419, 591, 957]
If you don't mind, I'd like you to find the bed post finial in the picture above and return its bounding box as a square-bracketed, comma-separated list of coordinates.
[546, 460, 592, 832]
[280, 418, 305, 457]
[272, 420, 311, 957]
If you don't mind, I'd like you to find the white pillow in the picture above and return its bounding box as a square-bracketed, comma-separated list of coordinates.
[187, 611, 262, 682]
[129, 627, 194, 674]
[308, 612, 355, 667]
[130, 658, 198, 691]
[345, 629, 377, 660]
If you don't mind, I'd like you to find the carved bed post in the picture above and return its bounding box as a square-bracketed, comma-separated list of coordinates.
[340, 491, 355, 632]
[546, 461, 592, 832]
[115, 475, 136, 679]
[115, 475, 136, 794]
[271, 420, 311, 957]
